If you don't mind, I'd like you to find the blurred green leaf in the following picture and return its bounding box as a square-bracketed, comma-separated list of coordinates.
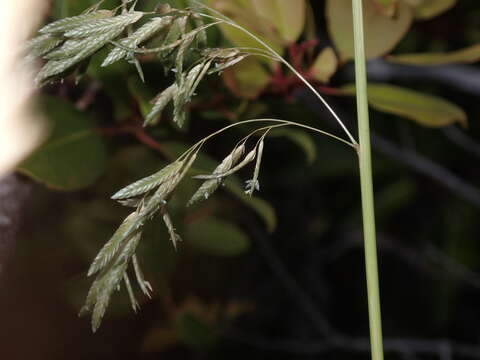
[128, 76, 156, 118]
[270, 128, 316, 164]
[373, 0, 399, 17]
[225, 182, 277, 233]
[326, 0, 413, 60]
[206, 0, 283, 52]
[376, 0, 397, 5]
[404, 0, 457, 20]
[177, 314, 217, 350]
[186, 218, 250, 256]
[341, 83, 467, 127]
[142, 327, 179, 353]
[249, 0, 306, 43]
[310, 46, 338, 84]
[19, 96, 107, 190]
[387, 44, 480, 65]
[223, 57, 270, 99]
[375, 180, 415, 224]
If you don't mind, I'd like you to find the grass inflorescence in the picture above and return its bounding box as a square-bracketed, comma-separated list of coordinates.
[28, 0, 361, 333]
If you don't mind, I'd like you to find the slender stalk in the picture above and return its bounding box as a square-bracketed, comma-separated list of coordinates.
[195, 10, 358, 147]
[178, 117, 356, 162]
[351, 1, 384, 360]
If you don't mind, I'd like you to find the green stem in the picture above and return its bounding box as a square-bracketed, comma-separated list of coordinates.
[351, 1, 384, 360]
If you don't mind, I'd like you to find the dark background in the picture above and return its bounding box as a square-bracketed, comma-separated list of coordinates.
[1, 0, 480, 359]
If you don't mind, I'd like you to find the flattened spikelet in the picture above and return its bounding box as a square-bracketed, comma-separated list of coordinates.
[44, 39, 86, 60]
[209, 55, 248, 74]
[39, 10, 114, 34]
[64, 11, 143, 38]
[194, 148, 257, 180]
[87, 213, 139, 276]
[102, 16, 173, 67]
[35, 24, 132, 84]
[91, 261, 128, 332]
[161, 16, 188, 53]
[111, 161, 184, 200]
[146, 152, 197, 205]
[124, 274, 140, 312]
[245, 140, 264, 195]
[144, 83, 177, 126]
[163, 212, 182, 249]
[172, 87, 187, 127]
[188, 145, 245, 206]
[26, 34, 63, 60]
[133, 255, 152, 297]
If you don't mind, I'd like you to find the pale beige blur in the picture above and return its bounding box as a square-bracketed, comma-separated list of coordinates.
[0, 0, 47, 177]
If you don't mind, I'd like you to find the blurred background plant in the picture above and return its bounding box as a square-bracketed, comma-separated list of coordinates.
[1, 0, 480, 359]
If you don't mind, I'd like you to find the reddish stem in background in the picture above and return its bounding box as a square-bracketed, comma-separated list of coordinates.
[100, 119, 165, 154]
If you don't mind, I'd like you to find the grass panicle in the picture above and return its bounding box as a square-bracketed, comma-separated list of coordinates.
[30, 0, 365, 333]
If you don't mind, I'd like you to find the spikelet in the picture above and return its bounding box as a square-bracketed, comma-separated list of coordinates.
[44, 39, 87, 60]
[87, 213, 140, 276]
[35, 20, 139, 84]
[144, 83, 178, 126]
[38, 10, 114, 34]
[188, 145, 245, 206]
[90, 260, 129, 332]
[102, 15, 173, 67]
[63, 11, 143, 38]
[111, 160, 184, 200]
[245, 140, 264, 195]
[163, 212, 182, 249]
[209, 54, 248, 74]
[132, 255, 152, 298]
[194, 148, 257, 180]
[123, 274, 139, 312]
[25, 34, 63, 61]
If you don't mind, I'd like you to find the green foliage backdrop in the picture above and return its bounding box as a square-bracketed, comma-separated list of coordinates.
[1, 0, 480, 359]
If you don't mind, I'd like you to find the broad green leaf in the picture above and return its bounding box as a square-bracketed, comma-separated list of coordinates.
[19, 96, 107, 190]
[304, 1, 317, 45]
[373, 0, 399, 17]
[206, 0, 284, 52]
[310, 47, 337, 84]
[223, 57, 270, 99]
[270, 128, 316, 164]
[341, 83, 467, 127]
[186, 218, 250, 256]
[404, 0, 457, 19]
[249, 0, 306, 43]
[326, 0, 413, 60]
[387, 44, 480, 65]
[376, 0, 397, 5]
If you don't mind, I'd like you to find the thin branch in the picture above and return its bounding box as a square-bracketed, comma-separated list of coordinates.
[329, 231, 480, 290]
[443, 126, 480, 159]
[371, 132, 480, 208]
[249, 224, 343, 340]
